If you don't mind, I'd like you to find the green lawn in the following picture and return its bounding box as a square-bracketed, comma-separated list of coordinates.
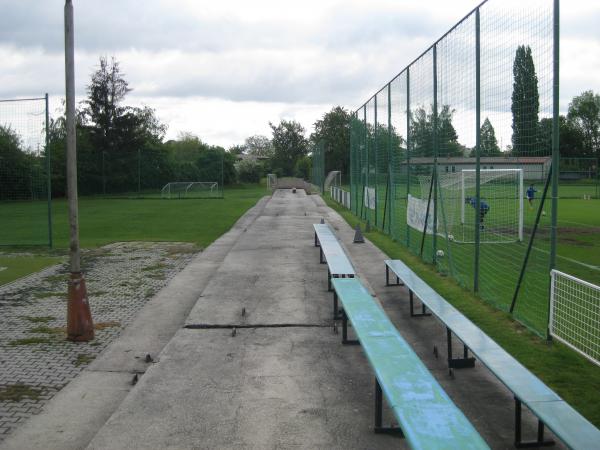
[0, 255, 64, 286]
[0, 184, 267, 284]
[324, 195, 600, 427]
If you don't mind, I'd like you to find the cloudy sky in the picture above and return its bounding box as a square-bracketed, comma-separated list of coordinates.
[1, 0, 599, 148]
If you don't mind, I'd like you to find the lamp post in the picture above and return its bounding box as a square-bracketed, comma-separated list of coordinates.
[65, 0, 94, 341]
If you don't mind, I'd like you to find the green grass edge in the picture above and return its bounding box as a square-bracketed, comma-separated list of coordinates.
[324, 195, 600, 427]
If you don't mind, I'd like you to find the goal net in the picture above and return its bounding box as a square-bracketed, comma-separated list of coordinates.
[161, 181, 220, 199]
[550, 270, 600, 366]
[411, 168, 523, 243]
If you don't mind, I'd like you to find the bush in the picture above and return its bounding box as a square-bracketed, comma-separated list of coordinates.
[235, 159, 262, 183]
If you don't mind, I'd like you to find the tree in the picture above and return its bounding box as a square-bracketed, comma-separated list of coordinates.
[538, 116, 585, 157]
[245, 135, 273, 158]
[410, 105, 462, 157]
[470, 118, 501, 157]
[0, 125, 32, 200]
[270, 120, 309, 176]
[567, 90, 600, 156]
[294, 155, 312, 179]
[83, 56, 132, 154]
[511, 45, 539, 156]
[236, 159, 262, 183]
[311, 106, 351, 178]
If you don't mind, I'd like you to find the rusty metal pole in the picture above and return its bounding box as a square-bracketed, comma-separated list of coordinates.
[65, 0, 94, 341]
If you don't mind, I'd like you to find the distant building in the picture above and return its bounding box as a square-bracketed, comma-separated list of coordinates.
[402, 156, 551, 181]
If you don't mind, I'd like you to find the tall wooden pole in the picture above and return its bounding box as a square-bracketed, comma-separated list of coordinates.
[65, 0, 94, 341]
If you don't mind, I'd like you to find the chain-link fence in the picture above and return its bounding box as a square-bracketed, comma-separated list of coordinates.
[0, 96, 52, 247]
[312, 141, 325, 192]
[350, 0, 559, 337]
[48, 145, 225, 199]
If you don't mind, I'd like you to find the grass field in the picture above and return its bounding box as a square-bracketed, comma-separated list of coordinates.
[324, 194, 600, 427]
[348, 179, 600, 335]
[0, 184, 267, 285]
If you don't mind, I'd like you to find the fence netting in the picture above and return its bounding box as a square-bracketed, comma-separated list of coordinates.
[0, 97, 51, 246]
[350, 0, 558, 336]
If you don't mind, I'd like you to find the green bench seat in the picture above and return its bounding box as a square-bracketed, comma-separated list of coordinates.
[313, 223, 355, 291]
[331, 277, 489, 450]
[385, 258, 600, 449]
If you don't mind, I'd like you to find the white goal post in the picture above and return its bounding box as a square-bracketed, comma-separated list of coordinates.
[413, 168, 524, 243]
[460, 169, 523, 243]
[550, 270, 600, 367]
[161, 181, 219, 199]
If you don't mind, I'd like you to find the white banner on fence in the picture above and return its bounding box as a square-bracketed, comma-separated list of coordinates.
[407, 194, 437, 234]
[363, 187, 376, 210]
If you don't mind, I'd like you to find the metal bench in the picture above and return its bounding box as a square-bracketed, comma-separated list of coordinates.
[385, 258, 600, 449]
[313, 223, 355, 291]
[331, 278, 489, 449]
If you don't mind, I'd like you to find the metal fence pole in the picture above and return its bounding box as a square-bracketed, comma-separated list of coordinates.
[432, 44, 439, 263]
[374, 95, 378, 227]
[45, 93, 53, 248]
[406, 68, 411, 248]
[474, 8, 482, 292]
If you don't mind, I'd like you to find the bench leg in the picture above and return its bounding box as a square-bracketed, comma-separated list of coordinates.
[385, 265, 404, 287]
[446, 328, 475, 374]
[514, 398, 555, 448]
[328, 270, 332, 292]
[314, 232, 320, 247]
[333, 291, 342, 320]
[409, 290, 431, 317]
[374, 379, 404, 436]
[320, 248, 325, 264]
[342, 310, 359, 345]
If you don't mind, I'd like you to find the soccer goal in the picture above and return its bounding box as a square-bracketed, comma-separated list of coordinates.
[414, 168, 523, 243]
[161, 182, 221, 199]
[267, 174, 277, 190]
[550, 270, 600, 366]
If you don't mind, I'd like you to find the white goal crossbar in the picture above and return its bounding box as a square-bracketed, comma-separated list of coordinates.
[550, 269, 600, 366]
[161, 181, 219, 199]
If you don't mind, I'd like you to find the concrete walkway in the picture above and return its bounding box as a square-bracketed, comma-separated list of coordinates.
[2, 190, 564, 449]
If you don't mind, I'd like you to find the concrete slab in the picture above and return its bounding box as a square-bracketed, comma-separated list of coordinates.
[0, 371, 131, 450]
[0, 197, 270, 450]
[86, 328, 402, 450]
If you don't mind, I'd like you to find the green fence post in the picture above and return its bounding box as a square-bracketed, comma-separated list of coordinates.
[406, 67, 411, 248]
[387, 83, 393, 234]
[374, 95, 378, 228]
[432, 44, 439, 264]
[45, 93, 53, 248]
[474, 8, 481, 292]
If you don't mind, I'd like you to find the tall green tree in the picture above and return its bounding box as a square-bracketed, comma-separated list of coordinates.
[311, 106, 351, 178]
[567, 90, 600, 156]
[270, 120, 309, 176]
[83, 56, 132, 154]
[245, 135, 273, 158]
[470, 117, 501, 157]
[538, 116, 585, 157]
[511, 45, 539, 156]
[410, 105, 463, 157]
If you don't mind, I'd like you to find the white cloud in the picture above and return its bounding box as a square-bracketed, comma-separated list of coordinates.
[1, 0, 599, 147]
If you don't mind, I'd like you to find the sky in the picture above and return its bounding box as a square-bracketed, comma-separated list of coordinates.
[1, 0, 599, 149]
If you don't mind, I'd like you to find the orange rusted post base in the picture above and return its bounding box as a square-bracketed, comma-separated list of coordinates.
[67, 272, 94, 341]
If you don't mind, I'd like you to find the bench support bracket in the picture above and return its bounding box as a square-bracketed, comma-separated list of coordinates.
[514, 398, 555, 448]
[319, 247, 326, 264]
[409, 290, 432, 317]
[447, 328, 475, 373]
[332, 291, 342, 320]
[374, 379, 404, 436]
[385, 265, 404, 287]
[314, 232, 320, 247]
[341, 310, 359, 345]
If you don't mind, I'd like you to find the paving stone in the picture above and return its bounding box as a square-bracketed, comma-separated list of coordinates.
[0, 242, 197, 442]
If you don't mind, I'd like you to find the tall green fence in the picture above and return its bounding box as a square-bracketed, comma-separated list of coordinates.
[350, 0, 559, 337]
[312, 141, 325, 192]
[0, 96, 52, 247]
